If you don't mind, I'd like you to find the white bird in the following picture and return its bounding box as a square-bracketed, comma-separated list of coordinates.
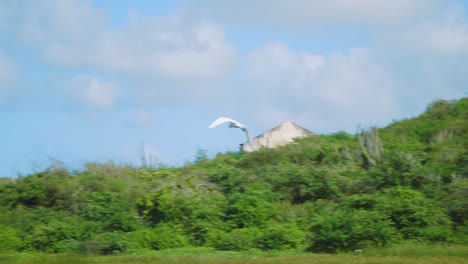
[209, 117, 254, 150]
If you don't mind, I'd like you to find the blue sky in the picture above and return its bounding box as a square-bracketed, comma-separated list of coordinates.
[1, 0, 467, 177]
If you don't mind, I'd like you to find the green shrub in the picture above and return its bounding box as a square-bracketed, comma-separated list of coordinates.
[445, 179, 468, 226]
[375, 187, 453, 240]
[0, 225, 22, 252]
[346, 210, 402, 248]
[151, 224, 190, 250]
[205, 227, 262, 251]
[258, 223, 305, 250]
[307, 207, 401, 253]
[206, 224, 305, 251]
[23, 220, 78, 253]
[128, 225, 189, 250]
[226, 190, 277, 228]
[128, 228, 158, 249]
[78, 232, 129, 255]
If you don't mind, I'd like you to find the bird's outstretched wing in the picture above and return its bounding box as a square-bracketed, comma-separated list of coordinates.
[209, 116, 254, 150]
[209, 117, 240, 128]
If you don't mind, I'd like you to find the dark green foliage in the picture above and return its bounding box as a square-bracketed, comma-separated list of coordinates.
[79, 232, 129, 255]
[0, 97, 467, 255]
[258, 223, 305, 250]
[129, 224, 189, 250]
[444, 179, 468, 243]
[445, 180, 468, 226]
[226, 188, 277, 228]
[374, 188, 452, 241]
[23, 219, 77, 253]
[307, 202, 402, 253]
[205, 224, 305, 251]
[205, 227, 262, 251]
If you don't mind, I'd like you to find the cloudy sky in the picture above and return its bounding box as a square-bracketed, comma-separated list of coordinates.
[1, 0, 467, 176]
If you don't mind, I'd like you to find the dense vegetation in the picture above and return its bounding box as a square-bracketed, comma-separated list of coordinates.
[0, 97, 467, 255]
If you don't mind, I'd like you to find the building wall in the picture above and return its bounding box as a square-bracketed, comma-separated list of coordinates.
[242, 121, 314, 151]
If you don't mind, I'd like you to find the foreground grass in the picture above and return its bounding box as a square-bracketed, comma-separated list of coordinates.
[1, 245, 467, 264]
[1, 254, 466, 264]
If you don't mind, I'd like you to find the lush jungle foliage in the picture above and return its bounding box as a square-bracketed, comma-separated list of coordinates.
[0, 97, 467, 255]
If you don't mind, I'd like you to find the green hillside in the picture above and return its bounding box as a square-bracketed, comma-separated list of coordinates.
[0, 97, 467, 255]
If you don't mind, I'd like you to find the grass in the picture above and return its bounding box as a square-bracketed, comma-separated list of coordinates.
[364, 242, 468, 257]
[1, 244, 467, 264]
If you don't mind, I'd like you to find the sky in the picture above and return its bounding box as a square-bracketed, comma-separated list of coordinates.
[1, 0, 467, 177]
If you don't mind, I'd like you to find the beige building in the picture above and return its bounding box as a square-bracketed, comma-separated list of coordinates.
[242, 121, 315, 151]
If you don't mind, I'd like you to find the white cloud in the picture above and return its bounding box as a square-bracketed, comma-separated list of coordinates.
[68, 75, 117, 108]
[367, 4, 468, 108]
[15, 0, 236, 80]
[378, 5, 468, 56]
[4, 0, 465, 132]
[242, 44, 397, 132]
[185, 0, 441, 28]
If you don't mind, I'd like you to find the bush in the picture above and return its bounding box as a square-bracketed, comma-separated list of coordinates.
[128, 225, 189, 250]
[0, 225, 22, 252]
[205, 228, 262, 251]
[346, 210, 402, 248]
[152, 224, 190, 250]
[128, 228, 158, 249]
[375, 187, 453, 240]
[258, 223, 305, 250]
[78, 232, 129, 255]
[307, 206, 401, 253]
[23, 220, 78, 253]
[226, 189, 277, 228]
[445, 180, 468, 226]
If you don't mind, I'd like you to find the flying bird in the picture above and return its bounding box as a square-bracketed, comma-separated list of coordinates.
[209, 117, 254, 150]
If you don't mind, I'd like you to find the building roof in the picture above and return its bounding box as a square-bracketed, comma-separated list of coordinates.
[242, 121, 315, 151]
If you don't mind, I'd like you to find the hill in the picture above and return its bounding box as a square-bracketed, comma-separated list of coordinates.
[0, 97, 467, 255]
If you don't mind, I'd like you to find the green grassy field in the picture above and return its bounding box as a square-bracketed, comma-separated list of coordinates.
[1, 254, 466, 264]
[1, 244, 467, 264]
